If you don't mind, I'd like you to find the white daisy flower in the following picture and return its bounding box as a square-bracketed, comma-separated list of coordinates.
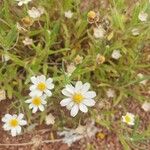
[122, 112, 135, 126]
[23, 37, 33, 46]
[64, 10, 73, 19]
[25, 94, 47, 113]
[138, 11, 148, 22]
[93, 25, 105, 39]
[2, 113, 27, 137]
[29, 75, 54, 97]
[16, 0, 32, 6]
[111, 50, 122, 60]
[60, 81, 96, 117]
[106, 89, 115, 98]
[142, 101, 150, 112]
[28, 7, 44, 19]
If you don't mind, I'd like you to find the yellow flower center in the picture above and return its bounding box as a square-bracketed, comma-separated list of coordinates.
[88, 11, 96, 19]
[73, 93, 84, 104]
[37, 82, 46, 91]
[9, 119, 19, 127]
[32, 97, 41, 106]
[125, 115, 131, 123]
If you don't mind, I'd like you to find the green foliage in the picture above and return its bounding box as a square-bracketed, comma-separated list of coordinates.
[0, 0, 150, 148]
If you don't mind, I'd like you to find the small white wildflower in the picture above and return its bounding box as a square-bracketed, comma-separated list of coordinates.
[64, 10, 73, 19]
[2, 54, 10, 62]
[66, 63, 76, 77]
[28, 7, 44, 19]
[0, 90, 6, 101]
[25, 94, 47, 113]
[131, 28, 140, 36]
[2, 113, 27, 136]
[45, 113, 55, 125]
[23, 37, 33, 46]
[111, 50, 122, 60]
[137, 73, 147, 85]
[93, 25, 105, 39]
[106, 89, 115, 98]
[60, 81, 96, 117]
[29, 75, 54, 97]
[16, 0, 32, 6]
[122, 112, 135, 126]
[138, 11, 148, 22]
[142, 101, 150, 112]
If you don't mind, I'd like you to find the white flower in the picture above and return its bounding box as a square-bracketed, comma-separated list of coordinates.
[138, 11, 148, 22]
[142, 101, 150, 112]
[16, 0, 32, 6]
[23, 37, 33, 46]
[60, 81, 96, 117]
[0, 90, 6, 101]
[122, 112, 135, 126]
[28, 7, 44, 19]
[106, 89, 115, 98]
[2, 54, 10, 62]
[45, 113, 55, 125]
[2, 113, 27, 136]
[25, 94, 47, 113]
[131, 28, 140, 36]
[64, 10, 73, 19]
[111, 50, 122, 60]
[137, 73, 147, 85]
[93, 25, 105, 39]
[29, 75, 54, 97]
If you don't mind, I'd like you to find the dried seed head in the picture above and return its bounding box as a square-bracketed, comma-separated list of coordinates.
[87, 11, 99, 24]
[74, 55, 83, 65]
[96, 54, 105, 64]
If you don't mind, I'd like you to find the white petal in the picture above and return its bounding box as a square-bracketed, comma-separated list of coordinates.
[79, 103, 88, 113]
[84, 91, 96, 98]
[11, 128, 17, 137]
[46, 83, 54, 90]
[25, 99, 32, 103]
[19, 120, 27, 126]
[32, 107, 38, 113]
[17, 113, 24, 120]
[46, 78, 53, 83]
[31, 76, 38, 84]
[29, 85, 36, 91]
[3, 124, 11, 131]
[41, 100, 47, 105]
[83, 99, 95, 106]
[66, 84, 75, 94]
[37, 75, 46, 82]
[44, 89, 52, 97]
[66, 101, 74, 110]
[75, 81, 83, 91]
[81, 83, 90, 93]
[60, 98, 72, 106]
[39, 105, 44, 111]
[16, 126, 22, 134]
[41, 94, 47, 100]
[62, 89, 72, 97]
[70, 105, 79, 117]
[29, 90, 42, 97]
[2, 114, 12, 122]
[29, 104, 34, 109]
